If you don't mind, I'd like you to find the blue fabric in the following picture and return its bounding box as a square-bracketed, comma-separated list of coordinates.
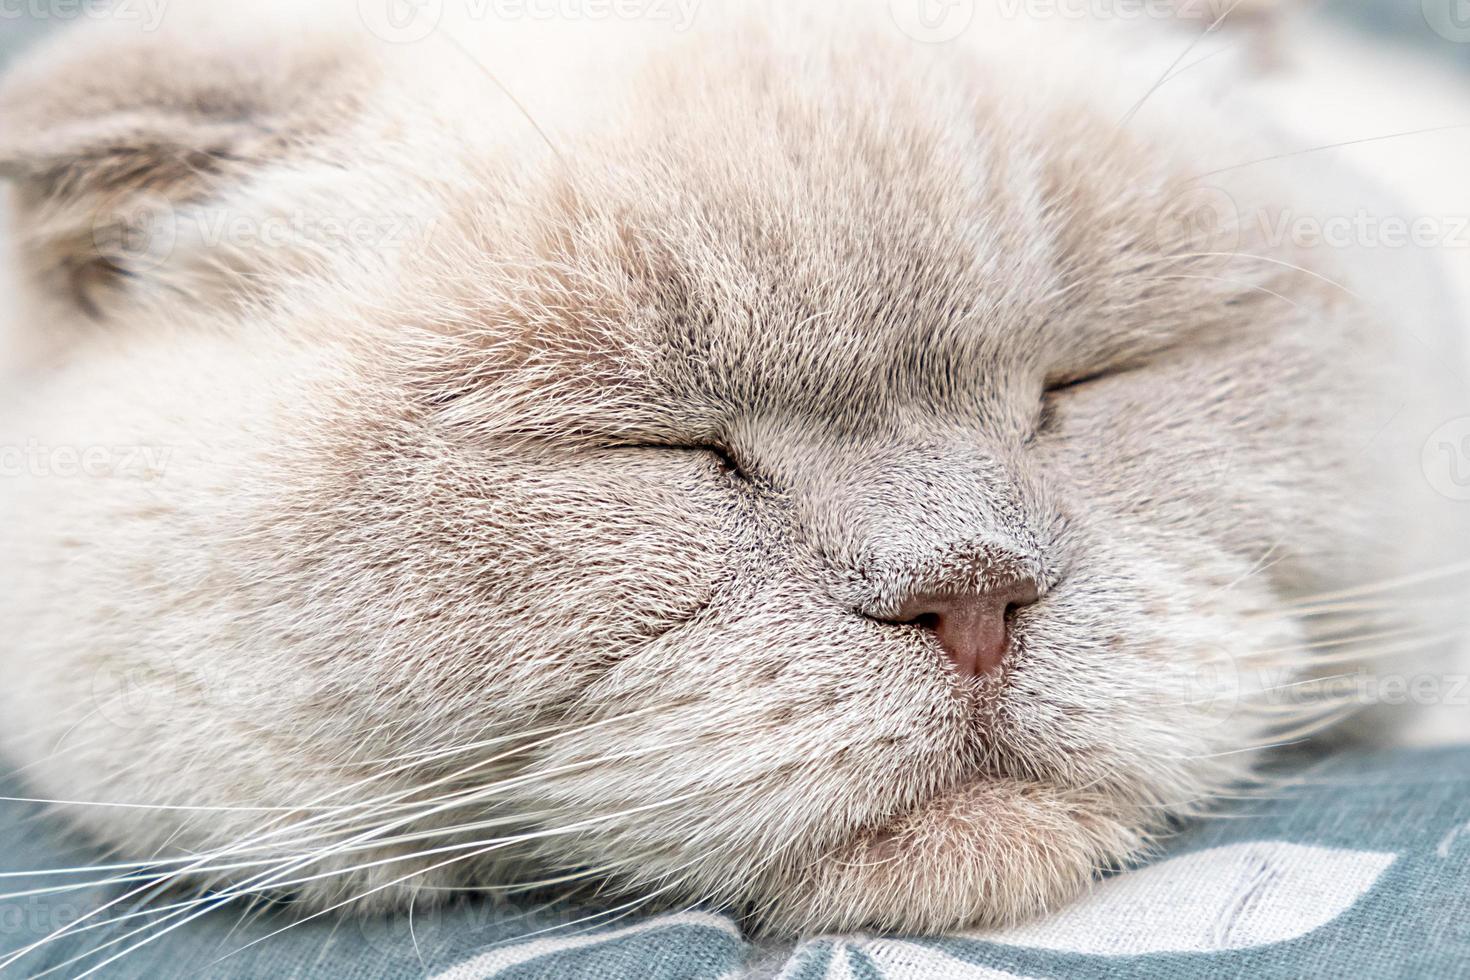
[2, 746, 1467, 978]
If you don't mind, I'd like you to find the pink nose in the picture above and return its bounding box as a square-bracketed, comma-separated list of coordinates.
[887, 579, 1040, 679]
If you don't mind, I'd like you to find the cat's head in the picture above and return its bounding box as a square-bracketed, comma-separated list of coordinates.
[0, 1, 1404, 933]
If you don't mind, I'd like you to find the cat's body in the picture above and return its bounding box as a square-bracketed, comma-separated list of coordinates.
[0, 0, 1465, 939]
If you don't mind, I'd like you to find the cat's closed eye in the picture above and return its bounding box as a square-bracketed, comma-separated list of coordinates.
[624, 443, 750, 482]
[1032, 367, 1123, 437]
[1042, 367, 1122, 397]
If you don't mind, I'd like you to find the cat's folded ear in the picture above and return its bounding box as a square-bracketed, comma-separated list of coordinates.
[0, 6, 384, 318]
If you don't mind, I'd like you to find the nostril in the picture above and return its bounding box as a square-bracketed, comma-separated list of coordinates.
[874, 576, 1041, 680]
[912, 612, 942, 632]
[1007, 578, 1042, 610]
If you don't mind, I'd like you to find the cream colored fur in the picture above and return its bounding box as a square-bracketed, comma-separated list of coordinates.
[0, 0, 1465, 938]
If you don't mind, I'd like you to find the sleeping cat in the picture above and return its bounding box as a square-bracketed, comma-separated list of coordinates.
[0, 0, 1465, 946]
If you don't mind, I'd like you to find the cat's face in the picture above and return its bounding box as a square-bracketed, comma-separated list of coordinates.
[0, 2, 1385, 934]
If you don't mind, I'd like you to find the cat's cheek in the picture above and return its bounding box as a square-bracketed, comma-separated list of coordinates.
[457, 458, 737, 672]
[990, 528, 1304, 797]
[216, 422, 740, 737]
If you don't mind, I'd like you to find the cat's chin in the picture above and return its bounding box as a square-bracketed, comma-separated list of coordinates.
[751, 778, 1149, 936]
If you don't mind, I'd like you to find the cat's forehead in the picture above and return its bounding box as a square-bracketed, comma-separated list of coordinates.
[484, 177, 1165, 417]
[455, 176, 1036, 436]
[425, 33, 1275, 439]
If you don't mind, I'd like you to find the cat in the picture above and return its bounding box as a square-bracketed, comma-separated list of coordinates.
[0, 0, 1465, 944]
